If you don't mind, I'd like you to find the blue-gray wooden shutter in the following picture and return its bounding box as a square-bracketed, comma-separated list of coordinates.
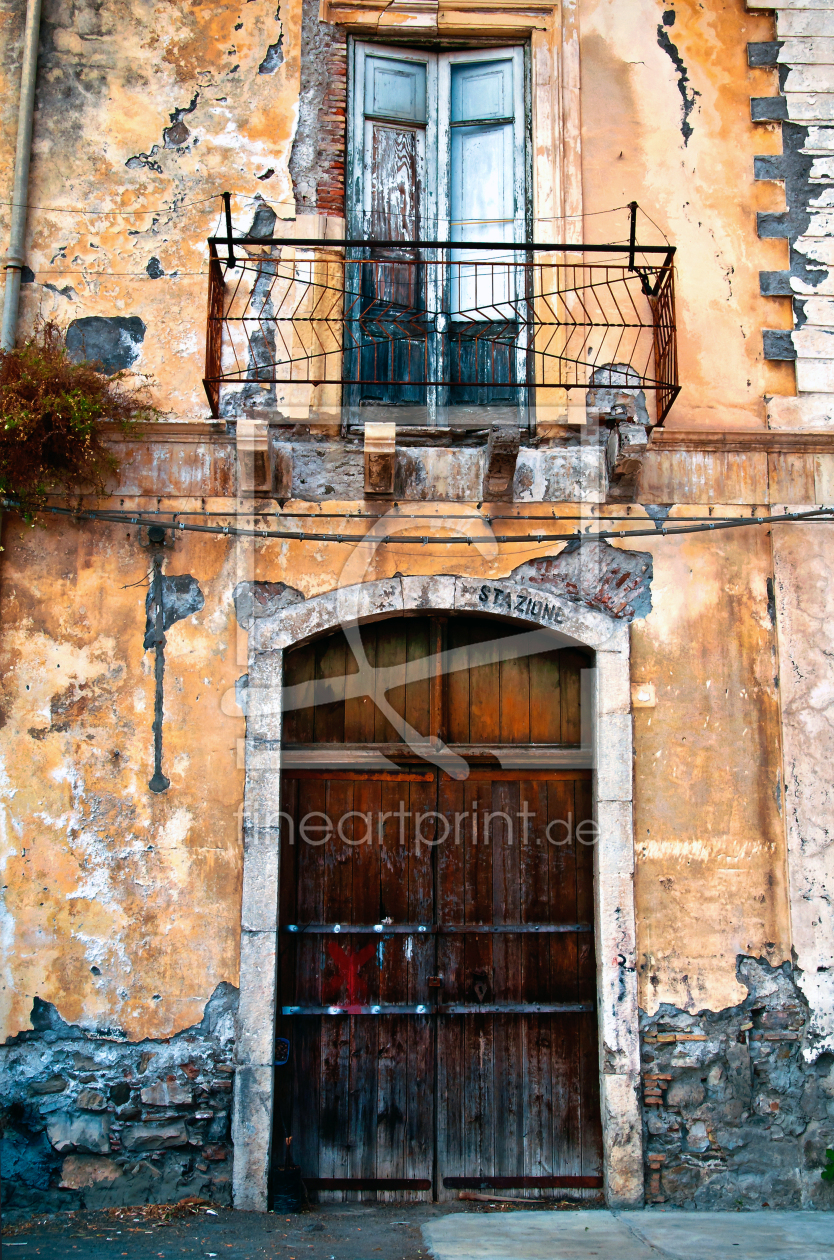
[348, 45, 435, 407]
[439, 50, 526, 406]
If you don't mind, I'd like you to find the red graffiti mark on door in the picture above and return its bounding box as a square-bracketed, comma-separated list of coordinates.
[327, 940, 377, 1010]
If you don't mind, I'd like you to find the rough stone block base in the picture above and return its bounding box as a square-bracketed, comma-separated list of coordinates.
[0, 986, 238, 1225]
[641, 957, 834, 1210]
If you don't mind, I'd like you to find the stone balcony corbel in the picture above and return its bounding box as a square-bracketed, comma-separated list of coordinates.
[237, 416, 294, 499]
[483, 422, 520, 502]
[364, 422, 397, 498]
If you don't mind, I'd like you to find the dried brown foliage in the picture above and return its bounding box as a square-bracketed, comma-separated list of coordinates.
[0, 321, 160, 517]
[3, 1198, 221, 1236]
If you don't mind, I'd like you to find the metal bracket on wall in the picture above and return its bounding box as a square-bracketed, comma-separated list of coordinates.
[147, 539, 170, 793]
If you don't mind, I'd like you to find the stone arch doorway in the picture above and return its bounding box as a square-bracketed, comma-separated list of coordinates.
[232, 575, 643, 1212]
[275, 613, 601, 1203]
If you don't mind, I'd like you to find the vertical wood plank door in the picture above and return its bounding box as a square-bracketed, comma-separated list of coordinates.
[274, 616, 603, 1203]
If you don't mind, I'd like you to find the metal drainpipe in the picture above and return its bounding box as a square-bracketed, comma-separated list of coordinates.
[1, 0, 43, 351]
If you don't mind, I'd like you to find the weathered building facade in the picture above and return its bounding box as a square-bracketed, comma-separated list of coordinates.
[1, 0, 834, 1222]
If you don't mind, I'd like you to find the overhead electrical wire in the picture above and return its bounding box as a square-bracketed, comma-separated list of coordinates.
[6, 193, 666, 286]
[0, 192, 223, 217]
[5, 500, 833, 546]
[0, 195, 642, 226]
[105, 508, 796, 524]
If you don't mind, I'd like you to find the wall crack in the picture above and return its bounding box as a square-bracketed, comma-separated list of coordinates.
[656, 10, 699, 145]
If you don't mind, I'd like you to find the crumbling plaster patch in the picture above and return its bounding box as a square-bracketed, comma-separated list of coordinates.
[284, 440, 607, 503]
[771, 521, 834, 1058]
[0, 0, 301, 418]
[0, 518, 244, 1043]
[288, 0, 345, 214]
[142, 573, 204, 649]
[641, 957, 834, 1209]
[656, 9, 700, 145]
[0, 986, 239, 1223]
[66, 316, 147, 375]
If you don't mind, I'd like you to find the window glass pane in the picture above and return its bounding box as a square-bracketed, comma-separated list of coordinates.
[451, 121, 514, 315]
[451, 59, 513, 123]
[451, 124, 514, 239]
[448, 59, 517, 326]
[364, 56, 427, 123]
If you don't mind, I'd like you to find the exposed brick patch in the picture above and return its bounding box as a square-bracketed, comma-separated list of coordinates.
[289, 0, 347, 217]
[511, 539, 653, 621]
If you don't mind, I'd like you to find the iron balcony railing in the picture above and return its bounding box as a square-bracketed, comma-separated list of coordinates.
[203, 227, 678, 426]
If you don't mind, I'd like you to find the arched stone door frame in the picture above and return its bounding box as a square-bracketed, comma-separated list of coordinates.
[231, 573, 643, 1210]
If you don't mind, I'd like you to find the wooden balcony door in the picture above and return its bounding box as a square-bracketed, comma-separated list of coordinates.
[346, 43, 528, 421]
[273, 615, 603, 1202]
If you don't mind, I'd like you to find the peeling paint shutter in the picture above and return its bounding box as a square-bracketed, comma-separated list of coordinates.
[364, 54, 426, 243]
[349, 47, 433, 407]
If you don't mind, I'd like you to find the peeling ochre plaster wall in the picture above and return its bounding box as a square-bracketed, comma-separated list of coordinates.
[623, 514, 792, 1014]
[771, 523, 834, 1056]
[0, 0, 801, 428]
[0, 511, 245, 1041]
[0, 504, 794, 1041]
[580, 0, 795, 428]
[0, 0, 301, 418]
[0, 0, 801, 1044]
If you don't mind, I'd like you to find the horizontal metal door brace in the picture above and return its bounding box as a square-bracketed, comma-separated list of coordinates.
[305, 1178, 432, 1191]
[281, 1002, 595, 1015]
[444, 1176, 603, 1190]
[283, 922, 593, 934]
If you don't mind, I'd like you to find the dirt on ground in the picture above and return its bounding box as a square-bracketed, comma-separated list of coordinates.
[1, 1198, 590, 1260]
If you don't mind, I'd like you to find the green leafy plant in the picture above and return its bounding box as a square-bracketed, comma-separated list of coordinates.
[0, 321, 160, 518]
[823, 1148, 834, 1183]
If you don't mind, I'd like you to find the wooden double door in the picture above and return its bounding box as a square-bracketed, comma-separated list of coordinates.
[274, 616, 602, 1201]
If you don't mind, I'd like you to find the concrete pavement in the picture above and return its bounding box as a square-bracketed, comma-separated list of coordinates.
[5, 1204, 833, 1259]
[421, 1209, 834, 1260]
